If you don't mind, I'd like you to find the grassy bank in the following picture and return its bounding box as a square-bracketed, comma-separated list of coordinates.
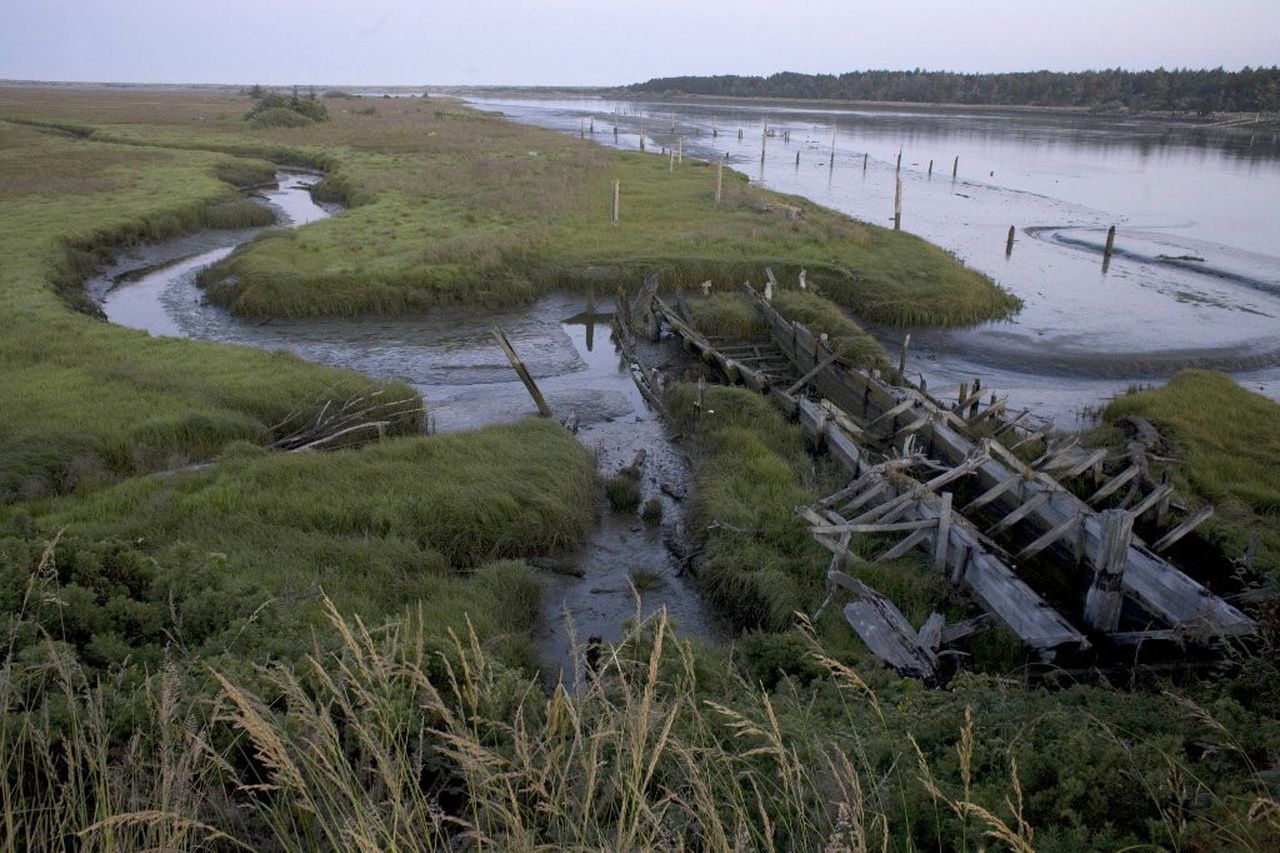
[0, 119, 422, 500]
[0, 86, 1017, 326]
[1104, 369, 1280, 572]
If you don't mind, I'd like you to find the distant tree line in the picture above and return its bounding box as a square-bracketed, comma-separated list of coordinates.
[627, 67, 1280, 113]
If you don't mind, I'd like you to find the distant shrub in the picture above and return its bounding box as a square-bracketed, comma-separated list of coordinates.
[641, 497, 663, 525]
[244, 87, 329, 128]
[247, 107, 314, 129]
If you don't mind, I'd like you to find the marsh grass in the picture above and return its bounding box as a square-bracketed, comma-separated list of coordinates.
[0, 86, 1015, 325]
[1104, 370, 1280, 573]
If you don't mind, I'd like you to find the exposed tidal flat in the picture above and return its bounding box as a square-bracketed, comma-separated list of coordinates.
[1, 85, 1279, 849]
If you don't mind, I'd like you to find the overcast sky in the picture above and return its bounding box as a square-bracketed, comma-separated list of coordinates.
[3, 0, 1277, 87]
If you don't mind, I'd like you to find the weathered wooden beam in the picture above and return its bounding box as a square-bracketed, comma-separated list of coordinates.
[987, 491, 1051, 536]
[786, 352, 841, 395]
[1128, 483, 1175, 521]
[933, 492, 953, 571]
[940, 613, 995, 644]
[1087, 464, 1142, 505]
[828, 572, 938, 679]
[1151, 505, 1215, 553]
[811, 518, 937, 536]
[1017, 512, 1082, 561]
[1084, 509, 1132, 632]
[1056, 447, 1109, 479]
[876, 527, 935, 562]
[492, 328, 553, 417]
[962, 474, 1024, 513]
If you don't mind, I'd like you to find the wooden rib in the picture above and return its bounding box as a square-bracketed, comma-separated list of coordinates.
[876, 528, 935, 562]
[1129, 483, 1175, 520]
[1017, 513, 1083, 560]
[1087, 464, 1141, 504]
[987, 492, 1051, 537]
[1152, 505, 1215, 552]
[811, 518, 936, 536]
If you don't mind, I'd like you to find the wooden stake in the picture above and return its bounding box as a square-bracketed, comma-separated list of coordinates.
[1103, 224, 1116, 267]
[863, 152, 868, 172]
[714, 160, 723, 206]
[738, 128, 743, 140]
[928, 159, 934, 176]
[893, 178, 902, 230]
[952, 155, 958, 178]
[761, 122, 767, 163]
[898, 333, 911, 377]
[1006, 225, 1016, 256]
[639, 123, 645, 152]
[589, 116, 594, 133]
[895, 149, 902, 173]
[493, 329, 553, 418]
[1085, 509, 1133, 632]
[611, 179, 619, 226]
[795, 150, 800, 167]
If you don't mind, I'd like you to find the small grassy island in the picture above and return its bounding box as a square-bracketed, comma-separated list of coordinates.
[0, 85, 1277, 850]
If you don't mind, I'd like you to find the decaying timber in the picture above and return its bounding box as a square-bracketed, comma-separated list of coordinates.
[615, 274, 1257, 680]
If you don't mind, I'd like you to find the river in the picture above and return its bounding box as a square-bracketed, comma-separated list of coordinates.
[465, 95, 1280, 427]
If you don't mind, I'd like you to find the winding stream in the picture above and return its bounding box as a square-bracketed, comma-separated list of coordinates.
[93, 172, 723, 682]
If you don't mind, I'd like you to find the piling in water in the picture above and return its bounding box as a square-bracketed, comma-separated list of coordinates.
[795, 151, 800, 168]
[898, 333, 911, 377]
[896, 149, 902, 173]
[952, 155, 959, 178]
[1006, 225, 1016, 257]
[893, 178, 902, 230]
[863, 152, 868, 172]
[761, 122, 767, 163]
[928, 159, 934, 177]
[1104, 225, 1117, 260]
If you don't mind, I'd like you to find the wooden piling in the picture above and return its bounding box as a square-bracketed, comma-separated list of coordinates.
[611, 179, 619, 226]
[863, 152, 868, 172]
[795, 150, 800, 167]
[928, 159, 934, 177]
[893, 178, 902, 230]
[715, 160, 723, 206]
[1084, 509, 1133, 632]
[589, 117, 594, 133]
[761, 122, 767, 163]
[952, 155, 958, 178]
[1006, 225, 1016, 256]
[898, 334, 911, 378]
[738, 128, 743, 140]
[639, 123, 645, 152]
[1103, 225, 1117, 265]
[493, 329, 553, 418]
[895, 149, 902, 173]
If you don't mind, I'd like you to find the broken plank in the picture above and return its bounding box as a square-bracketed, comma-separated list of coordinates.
[1017, 513, 1082, 561]
[811, 518, 937, 536]
[876, 527, 934, 562]
[1151, 505, 1215, 553]
[1087, 464, 1142, 505]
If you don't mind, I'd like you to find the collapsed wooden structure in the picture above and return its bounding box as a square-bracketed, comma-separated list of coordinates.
[621, 276, 1256, 680]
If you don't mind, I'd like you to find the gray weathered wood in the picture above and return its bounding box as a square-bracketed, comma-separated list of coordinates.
[933, 492, 953, 571]
[1084, 509, 1132, 632]
[1152, 505, 1215, 553]
[493, 328, 553, 417]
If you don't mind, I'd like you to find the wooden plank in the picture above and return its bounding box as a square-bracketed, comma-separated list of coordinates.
[811, 518, 937, 536]
[933, 492, 953, 571]
[1057, 447, 1109, 479]
[1152, 505, 1215, 553]
[492, 328, 553, 417]
[1129, 483, 1175, 521]
[876, 527, 934, 562]
[986, 491, 1051, 536]
[1087, 464, 1141, 504]
[1017, 512, 1082, 560]
[962, 474, 1024, 513]
[786, 352, 841, 395]
[940, 613, 995, 644]
[1084, 509, 1132, 632]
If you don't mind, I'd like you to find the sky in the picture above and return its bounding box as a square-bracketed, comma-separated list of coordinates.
[2, 0, 1278, 87]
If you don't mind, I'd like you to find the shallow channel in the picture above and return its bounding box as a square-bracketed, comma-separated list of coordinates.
[94, 172, 723, 683]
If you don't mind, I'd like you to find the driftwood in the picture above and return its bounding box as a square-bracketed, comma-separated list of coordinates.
[268, 386, 425, 452]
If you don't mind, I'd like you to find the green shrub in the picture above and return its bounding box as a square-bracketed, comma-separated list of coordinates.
[605, 473, 642, 512]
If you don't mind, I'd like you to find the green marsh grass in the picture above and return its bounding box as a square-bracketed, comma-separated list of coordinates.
[0, 86, 1016, 325]
[1105, 369, 1280, 572]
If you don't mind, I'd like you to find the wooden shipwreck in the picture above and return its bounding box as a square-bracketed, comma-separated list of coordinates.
[619, 276, 1256, 681]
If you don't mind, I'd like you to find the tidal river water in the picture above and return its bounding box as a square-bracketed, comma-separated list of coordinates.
[466, 95, 1280, 427]
[93, 172, 720, 682]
